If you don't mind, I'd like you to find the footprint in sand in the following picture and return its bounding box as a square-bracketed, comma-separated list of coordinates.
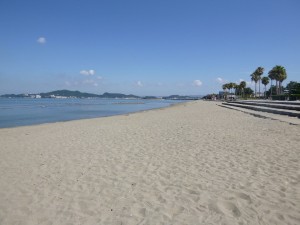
[172, 205, 185, 217]
[209, 200, 241, 218]
[218, 201, 241, 218]
[235, 192, 252, 204]
[139, 207, 146, 217]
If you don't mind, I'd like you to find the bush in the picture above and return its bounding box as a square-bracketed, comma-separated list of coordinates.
[271, 95, 286, 100]
[289, 94, 300, 101]
[271, 94, 300, 101]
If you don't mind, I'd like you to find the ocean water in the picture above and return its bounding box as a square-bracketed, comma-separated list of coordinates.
[0, 98, 184, 128]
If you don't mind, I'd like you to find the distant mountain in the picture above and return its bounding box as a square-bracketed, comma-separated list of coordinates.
[1, 90, 140, 99]
[42, 90, 140, 98]
[1, 90, 201, 100]
[1, 93, 29, 98]
[142, 96, 160, 99]
[101, 92, 139, 99]
[40, 90, 100, 98]
[163, 95, 201, 100]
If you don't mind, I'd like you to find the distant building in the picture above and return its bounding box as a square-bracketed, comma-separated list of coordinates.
[219, 91, 226, 100]
[218, 91, 237, 100]
[227, 94, 236, 101]
[30, 94, 41, 98]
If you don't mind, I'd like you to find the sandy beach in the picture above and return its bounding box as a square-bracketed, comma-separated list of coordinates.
[0, 100, 299, 225]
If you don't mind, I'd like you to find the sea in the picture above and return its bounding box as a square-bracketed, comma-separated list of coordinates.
[0, 98, 185, 128]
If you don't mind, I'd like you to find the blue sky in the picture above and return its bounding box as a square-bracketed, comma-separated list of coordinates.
[0, 0, 299, 96]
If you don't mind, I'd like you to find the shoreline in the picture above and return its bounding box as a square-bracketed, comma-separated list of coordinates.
[0, 99, 189, 129]
[0, 100, 299, 224]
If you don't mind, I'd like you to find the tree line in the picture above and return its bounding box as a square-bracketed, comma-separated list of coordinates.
[222, 65, 288, 99]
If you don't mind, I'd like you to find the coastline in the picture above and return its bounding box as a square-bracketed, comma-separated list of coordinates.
[0, 98, 186, 129]
[0, 100, 299, 224]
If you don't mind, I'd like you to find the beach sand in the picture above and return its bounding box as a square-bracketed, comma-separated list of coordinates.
[0, 101, 299, 225]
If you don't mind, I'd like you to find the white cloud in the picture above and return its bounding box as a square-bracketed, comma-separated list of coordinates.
[37, 37, 46, 44]
[216, 77, 225, 84]
[96, 76, 103, 80]
[136, 81, 143, 87]
[89, 70, 95, 75]
[193, 80, 203, 87]
[80, 69, 95, 76]
[83, 79, 98, 87]
[80, 70, 90, 76]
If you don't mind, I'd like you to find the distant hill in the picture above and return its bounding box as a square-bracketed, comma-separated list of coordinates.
[1, 90, 140, 99]
[163, 95, 201, 100]
[1, 90, 201, 100]
[101, 92, 139, 99]
[40, 90, 100, 98]
[42, 90, 140, 98]
[1, 93, 29, 98]
[142, 96, 160, 99]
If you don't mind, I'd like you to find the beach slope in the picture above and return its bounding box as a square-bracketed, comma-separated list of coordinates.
[0, 101, 299, 225]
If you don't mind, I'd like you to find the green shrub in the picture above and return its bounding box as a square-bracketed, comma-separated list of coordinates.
[289, 94, 300, 101]
[271, 95, 286, 100]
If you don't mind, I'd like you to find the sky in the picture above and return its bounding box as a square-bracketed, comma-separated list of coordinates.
[0, 0, 299, 96]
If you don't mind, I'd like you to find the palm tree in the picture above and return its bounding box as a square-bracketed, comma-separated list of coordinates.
[251, 72, 259, 98]
[261, 76, 270, 99]
[278, 69, 287, 94]
[222, 84, 226, 92]
[235, 84, 241, 96]
[254, 67, 264, 97]
[228, 82, 235, 94]
[232, 83, 238, 95]
[268, 70, 275, 97]
[269, 65, 287, 95]
[222, 84, 227, 100]
[239, 81, 246, 98]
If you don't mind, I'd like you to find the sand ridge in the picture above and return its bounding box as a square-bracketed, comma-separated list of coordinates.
[0, 101, 299, 224]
